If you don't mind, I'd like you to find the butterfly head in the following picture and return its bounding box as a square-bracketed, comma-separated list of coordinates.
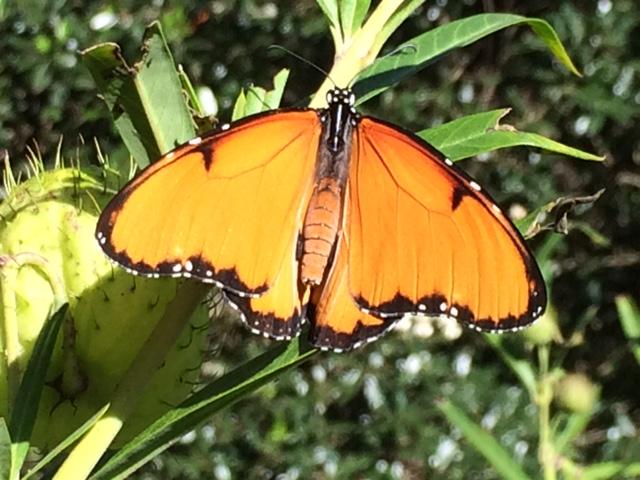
[326, 88, 356, 108]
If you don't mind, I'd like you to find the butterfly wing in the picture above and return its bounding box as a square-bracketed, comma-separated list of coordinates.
[97, 110, 321, 338]
[310, 231, 396, 351]
[344, 116, 547, 333]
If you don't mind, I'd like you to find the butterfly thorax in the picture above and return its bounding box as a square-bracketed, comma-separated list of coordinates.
[300, 88, 358, 286]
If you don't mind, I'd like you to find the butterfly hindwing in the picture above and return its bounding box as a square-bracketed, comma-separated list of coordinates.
[310, 233, 397, 351]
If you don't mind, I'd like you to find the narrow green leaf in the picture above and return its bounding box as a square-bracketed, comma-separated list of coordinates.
[554, 410, 594, 455]
[339, 0, 370, 37]
[177, 64, 204, 117]
[419, 109, 603, 161]
[8, 304, 68, 479]
[571, 220, 611, 247]
[21, 404, 110, 480]
[372, 0, 425, 54]
[90, 339, 317, 480]
[419, 109, 509, 159]
[315, 0, 340, 30]
[243, 86, 268, 117]
[437, 400, 531, 480]
[0, 419, 11, 480]
[615, 295, 640, 365]
[483, 335, 537, 396]
[231, 90, 247, 121]
[263, 69, 290, 109]
[580, 462, 640, 480]
[81, 21, 195, 168]
[232, 70, 290, 120]
[354, 13, 580, 103]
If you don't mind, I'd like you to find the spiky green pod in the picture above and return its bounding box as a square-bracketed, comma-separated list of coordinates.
[0, 159, 208, 448]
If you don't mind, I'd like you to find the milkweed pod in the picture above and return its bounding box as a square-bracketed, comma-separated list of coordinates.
[0, 164, 207, 448]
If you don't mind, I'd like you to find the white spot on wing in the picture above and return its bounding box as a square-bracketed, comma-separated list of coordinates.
[444, 158, 453, 166]
[188, 137, 202, 145]
[470, 181, 482, 191]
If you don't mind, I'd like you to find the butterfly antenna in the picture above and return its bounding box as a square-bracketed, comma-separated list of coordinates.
[345, 44, 416, 90]
[267, 45, 338, 87]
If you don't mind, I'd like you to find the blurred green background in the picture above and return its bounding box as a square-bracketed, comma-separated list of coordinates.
[1, 0, 639, 478]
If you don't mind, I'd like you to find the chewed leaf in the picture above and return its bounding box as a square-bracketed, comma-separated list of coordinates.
[81, 22, 195, 168]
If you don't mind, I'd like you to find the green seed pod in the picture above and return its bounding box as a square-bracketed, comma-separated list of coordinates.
[521, 303, 562, 346]
[0, 161, 208, 448]
[554, 372, 599, 414]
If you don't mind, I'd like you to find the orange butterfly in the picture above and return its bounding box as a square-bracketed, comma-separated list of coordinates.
[96, 88, 547, 351]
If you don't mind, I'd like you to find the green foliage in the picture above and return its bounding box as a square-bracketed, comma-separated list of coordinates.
[81, 21, 196, 168]
[8, 305, 67, 478]
[0, 0, 638, 479]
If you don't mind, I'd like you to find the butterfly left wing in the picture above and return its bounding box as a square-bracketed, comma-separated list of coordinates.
[96, 110, 322, 340]
[342, 117, 547, 334]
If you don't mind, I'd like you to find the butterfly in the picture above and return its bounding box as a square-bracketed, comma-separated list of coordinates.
[96, 87, 547, 351]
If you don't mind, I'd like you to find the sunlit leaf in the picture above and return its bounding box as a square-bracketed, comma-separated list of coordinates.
[355, 14, 580, 103]
[81, 21, 195, 168]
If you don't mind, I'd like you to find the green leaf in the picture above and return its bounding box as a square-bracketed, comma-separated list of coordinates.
[90, 338, 317, 480]
[419, 109, 603, 162]
[315, 0, 340, 31]
[263, 69, 290, 109]
[371, 0, 425, 54]
[8, 304, 68, 479]
[21, 404, 110, 480]
[483, 335, 537, 396]
[81, 21, 196, 169]
[437, 400, 531, 480]
[232, 69, 290, 120]
[0, 419, 11, 480]
[579, 462, 640, 480]
[554, 410, 594, 455]
[231, 89, 248, 121]
[354, 13, 581, 103]
[615, 295, 640, 365]
[339, 0, 370, 37]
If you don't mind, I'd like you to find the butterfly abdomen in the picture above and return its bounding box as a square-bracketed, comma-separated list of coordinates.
[300, 177, 342, 285]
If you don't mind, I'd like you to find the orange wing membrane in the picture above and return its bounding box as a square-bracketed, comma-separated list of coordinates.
[310, 233, 397, 351]
[343, 117, 546, 333]
[96, 110, 321, 339]
[97, 87, 547, 351]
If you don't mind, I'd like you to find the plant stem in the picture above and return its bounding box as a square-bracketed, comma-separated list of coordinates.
[53, 281, 210, 480]
[538, 345, 556, 480]
[310, 0, 407, 107]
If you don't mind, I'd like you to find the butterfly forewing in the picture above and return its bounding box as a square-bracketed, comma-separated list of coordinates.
[97, 110, 322, 338]
[344, 117, 546, 332]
